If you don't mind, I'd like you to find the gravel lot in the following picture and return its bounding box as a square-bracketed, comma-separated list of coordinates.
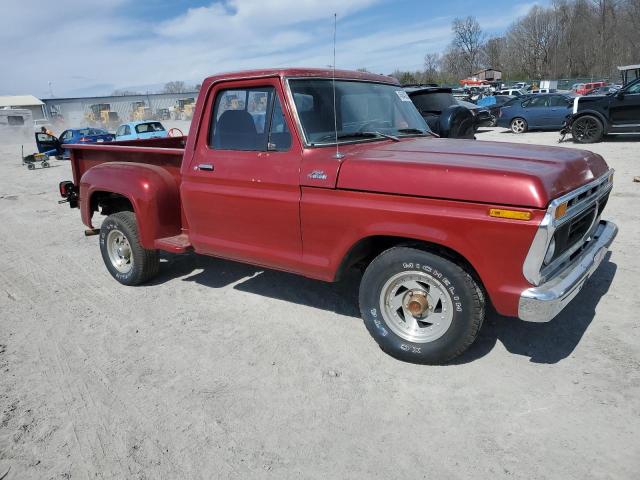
[1, 127, 639, 479]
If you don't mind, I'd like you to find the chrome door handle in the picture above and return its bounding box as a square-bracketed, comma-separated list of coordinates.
[197, 164, 214, 171]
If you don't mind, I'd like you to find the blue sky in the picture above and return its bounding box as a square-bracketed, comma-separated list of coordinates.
[2, 0, 545, 98]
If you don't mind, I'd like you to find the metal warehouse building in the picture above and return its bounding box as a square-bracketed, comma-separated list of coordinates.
[0, 95, 46, 120]
[41, 91, 199, 127]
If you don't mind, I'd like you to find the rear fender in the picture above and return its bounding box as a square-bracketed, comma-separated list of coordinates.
[80, 162, 181, 248]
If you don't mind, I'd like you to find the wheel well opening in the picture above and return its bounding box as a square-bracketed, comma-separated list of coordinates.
[336, 235, 486, 295]
[91, 191, 134, 217]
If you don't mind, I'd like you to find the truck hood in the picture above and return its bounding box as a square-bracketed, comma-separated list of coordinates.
[336, 137, 609, 208]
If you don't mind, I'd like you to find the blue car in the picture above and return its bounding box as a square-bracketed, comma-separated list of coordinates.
[497, 93, 574, 133]
[114, 121, 168, 141]
[35, 127, 114, 159]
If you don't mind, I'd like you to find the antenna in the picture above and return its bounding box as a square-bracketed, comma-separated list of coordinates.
[332, 13, 344, 160]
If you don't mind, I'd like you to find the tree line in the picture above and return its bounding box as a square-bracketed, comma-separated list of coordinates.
[393, 0, 639, 85]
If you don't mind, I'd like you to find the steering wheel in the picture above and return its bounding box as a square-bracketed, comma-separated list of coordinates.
[168, 128, 184, 137]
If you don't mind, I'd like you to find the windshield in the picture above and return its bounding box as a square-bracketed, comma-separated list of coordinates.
[135, 122, 165, 134]
[289, 79, 429, 145]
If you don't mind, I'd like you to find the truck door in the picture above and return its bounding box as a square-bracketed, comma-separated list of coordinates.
[610, 81, 640, 126]
[181, 79, 302, 271]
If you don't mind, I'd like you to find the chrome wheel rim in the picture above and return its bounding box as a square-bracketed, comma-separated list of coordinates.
[106, 229, 133, 274]
[379, 271, 454, 343]
[511, 119, 525, 133]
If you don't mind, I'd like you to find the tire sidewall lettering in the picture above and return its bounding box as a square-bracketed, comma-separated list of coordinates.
[399, 261, 462, 312]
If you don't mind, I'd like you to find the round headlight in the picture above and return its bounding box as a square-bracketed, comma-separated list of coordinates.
[544, 237, 556, 265]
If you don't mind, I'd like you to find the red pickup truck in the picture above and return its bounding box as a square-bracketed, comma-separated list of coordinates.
[57, 68, 617, 364]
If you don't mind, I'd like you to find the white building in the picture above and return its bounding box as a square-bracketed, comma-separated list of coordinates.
[0, 95, 46, 120]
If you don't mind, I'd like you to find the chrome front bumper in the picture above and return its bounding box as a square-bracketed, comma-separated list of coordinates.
[518, 220, 618, 322]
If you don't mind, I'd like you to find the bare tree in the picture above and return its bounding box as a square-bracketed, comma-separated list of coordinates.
[111, 89, 141, 96]
[162, 81, 188, 94]
[451, 16, 485, 75]
[423, 53, 441, 82]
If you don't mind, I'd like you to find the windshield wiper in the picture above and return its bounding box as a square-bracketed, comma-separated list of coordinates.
[396, 128, 439, 138]
[313, 131, 399, 144]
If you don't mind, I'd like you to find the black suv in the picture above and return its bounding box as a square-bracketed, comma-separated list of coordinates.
[566, 77, 640, 143]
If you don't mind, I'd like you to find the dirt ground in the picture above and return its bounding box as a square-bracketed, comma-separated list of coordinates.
[1, 127, 639, 479]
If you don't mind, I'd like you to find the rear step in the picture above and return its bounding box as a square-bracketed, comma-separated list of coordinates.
[154, 233, 192, 253]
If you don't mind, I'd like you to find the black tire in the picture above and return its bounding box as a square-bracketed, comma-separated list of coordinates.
[571, 115, 604, 143]
[359, 247, 484, 364]
[99, 211, 159, 285]
[27, 163, 35, 170]
[42, 161, 50, 168]
[510, 117, 528, 134]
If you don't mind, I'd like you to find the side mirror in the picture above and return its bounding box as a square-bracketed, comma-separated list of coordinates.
[616, 91, 624, 99]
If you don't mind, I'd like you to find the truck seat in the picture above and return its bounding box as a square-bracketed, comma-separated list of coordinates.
[214, 110, 258, 150]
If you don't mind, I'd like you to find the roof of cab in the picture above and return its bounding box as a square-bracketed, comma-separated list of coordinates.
[201, 68, 398, 86]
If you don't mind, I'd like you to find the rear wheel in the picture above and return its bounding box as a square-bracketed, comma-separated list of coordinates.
[99, 211, 159, 285]
[510, 117, 528, 134]
[572, 115, 603, 143]
[359, 247, 485, 364]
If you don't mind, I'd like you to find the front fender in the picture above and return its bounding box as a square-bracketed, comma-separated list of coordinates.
[572, 109, 610, 131]
[80, 162, 181, 248]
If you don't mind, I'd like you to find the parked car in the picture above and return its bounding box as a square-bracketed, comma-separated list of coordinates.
[576, 81, 607, 96]
[497, 93, 574, 133]
[497, 88, 526, 97]
[115, 121, 169, 141]
[405, 86, 476, 138]
[54, 68, 617, 365]
[586, 85, 619, 96]
[456, 99, 494, 128]
[36, 127, 114, 159]
[562, 77, 640, 143]
[530, 88, 558, 94]
[476, 95, 515, 125]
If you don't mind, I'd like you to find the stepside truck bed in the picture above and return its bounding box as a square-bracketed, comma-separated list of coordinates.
[64, 136, 188, 251]
[67, 136, 186, 186]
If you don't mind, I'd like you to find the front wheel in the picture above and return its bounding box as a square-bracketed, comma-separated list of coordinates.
[510, 117, 528, 134]
[99, 211, 159, 285]
[359, 247, 485, 364]
[571, 115, 603, 143]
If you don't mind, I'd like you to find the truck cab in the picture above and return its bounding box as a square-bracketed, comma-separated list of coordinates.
[58, 68, 617, 364]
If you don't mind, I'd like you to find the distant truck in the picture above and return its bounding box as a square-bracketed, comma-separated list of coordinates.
[55, 68, 617, 364]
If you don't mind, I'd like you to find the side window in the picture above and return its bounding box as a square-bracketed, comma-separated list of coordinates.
[8, 116, 24, 126]
[526, 96, 548, 108]
[549, 96, 569, 107]
[124, 126, 131, 135]
[626, 82, 640, 95]
[116, 126, 125, 136]
[61, 130, 72, 141]
[210, 87, 274, 151]
[268, 95, 291, 151]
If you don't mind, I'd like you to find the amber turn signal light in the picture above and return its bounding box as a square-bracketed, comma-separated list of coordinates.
[488, 208, 532, 221]
[555, 202, 568, 219]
